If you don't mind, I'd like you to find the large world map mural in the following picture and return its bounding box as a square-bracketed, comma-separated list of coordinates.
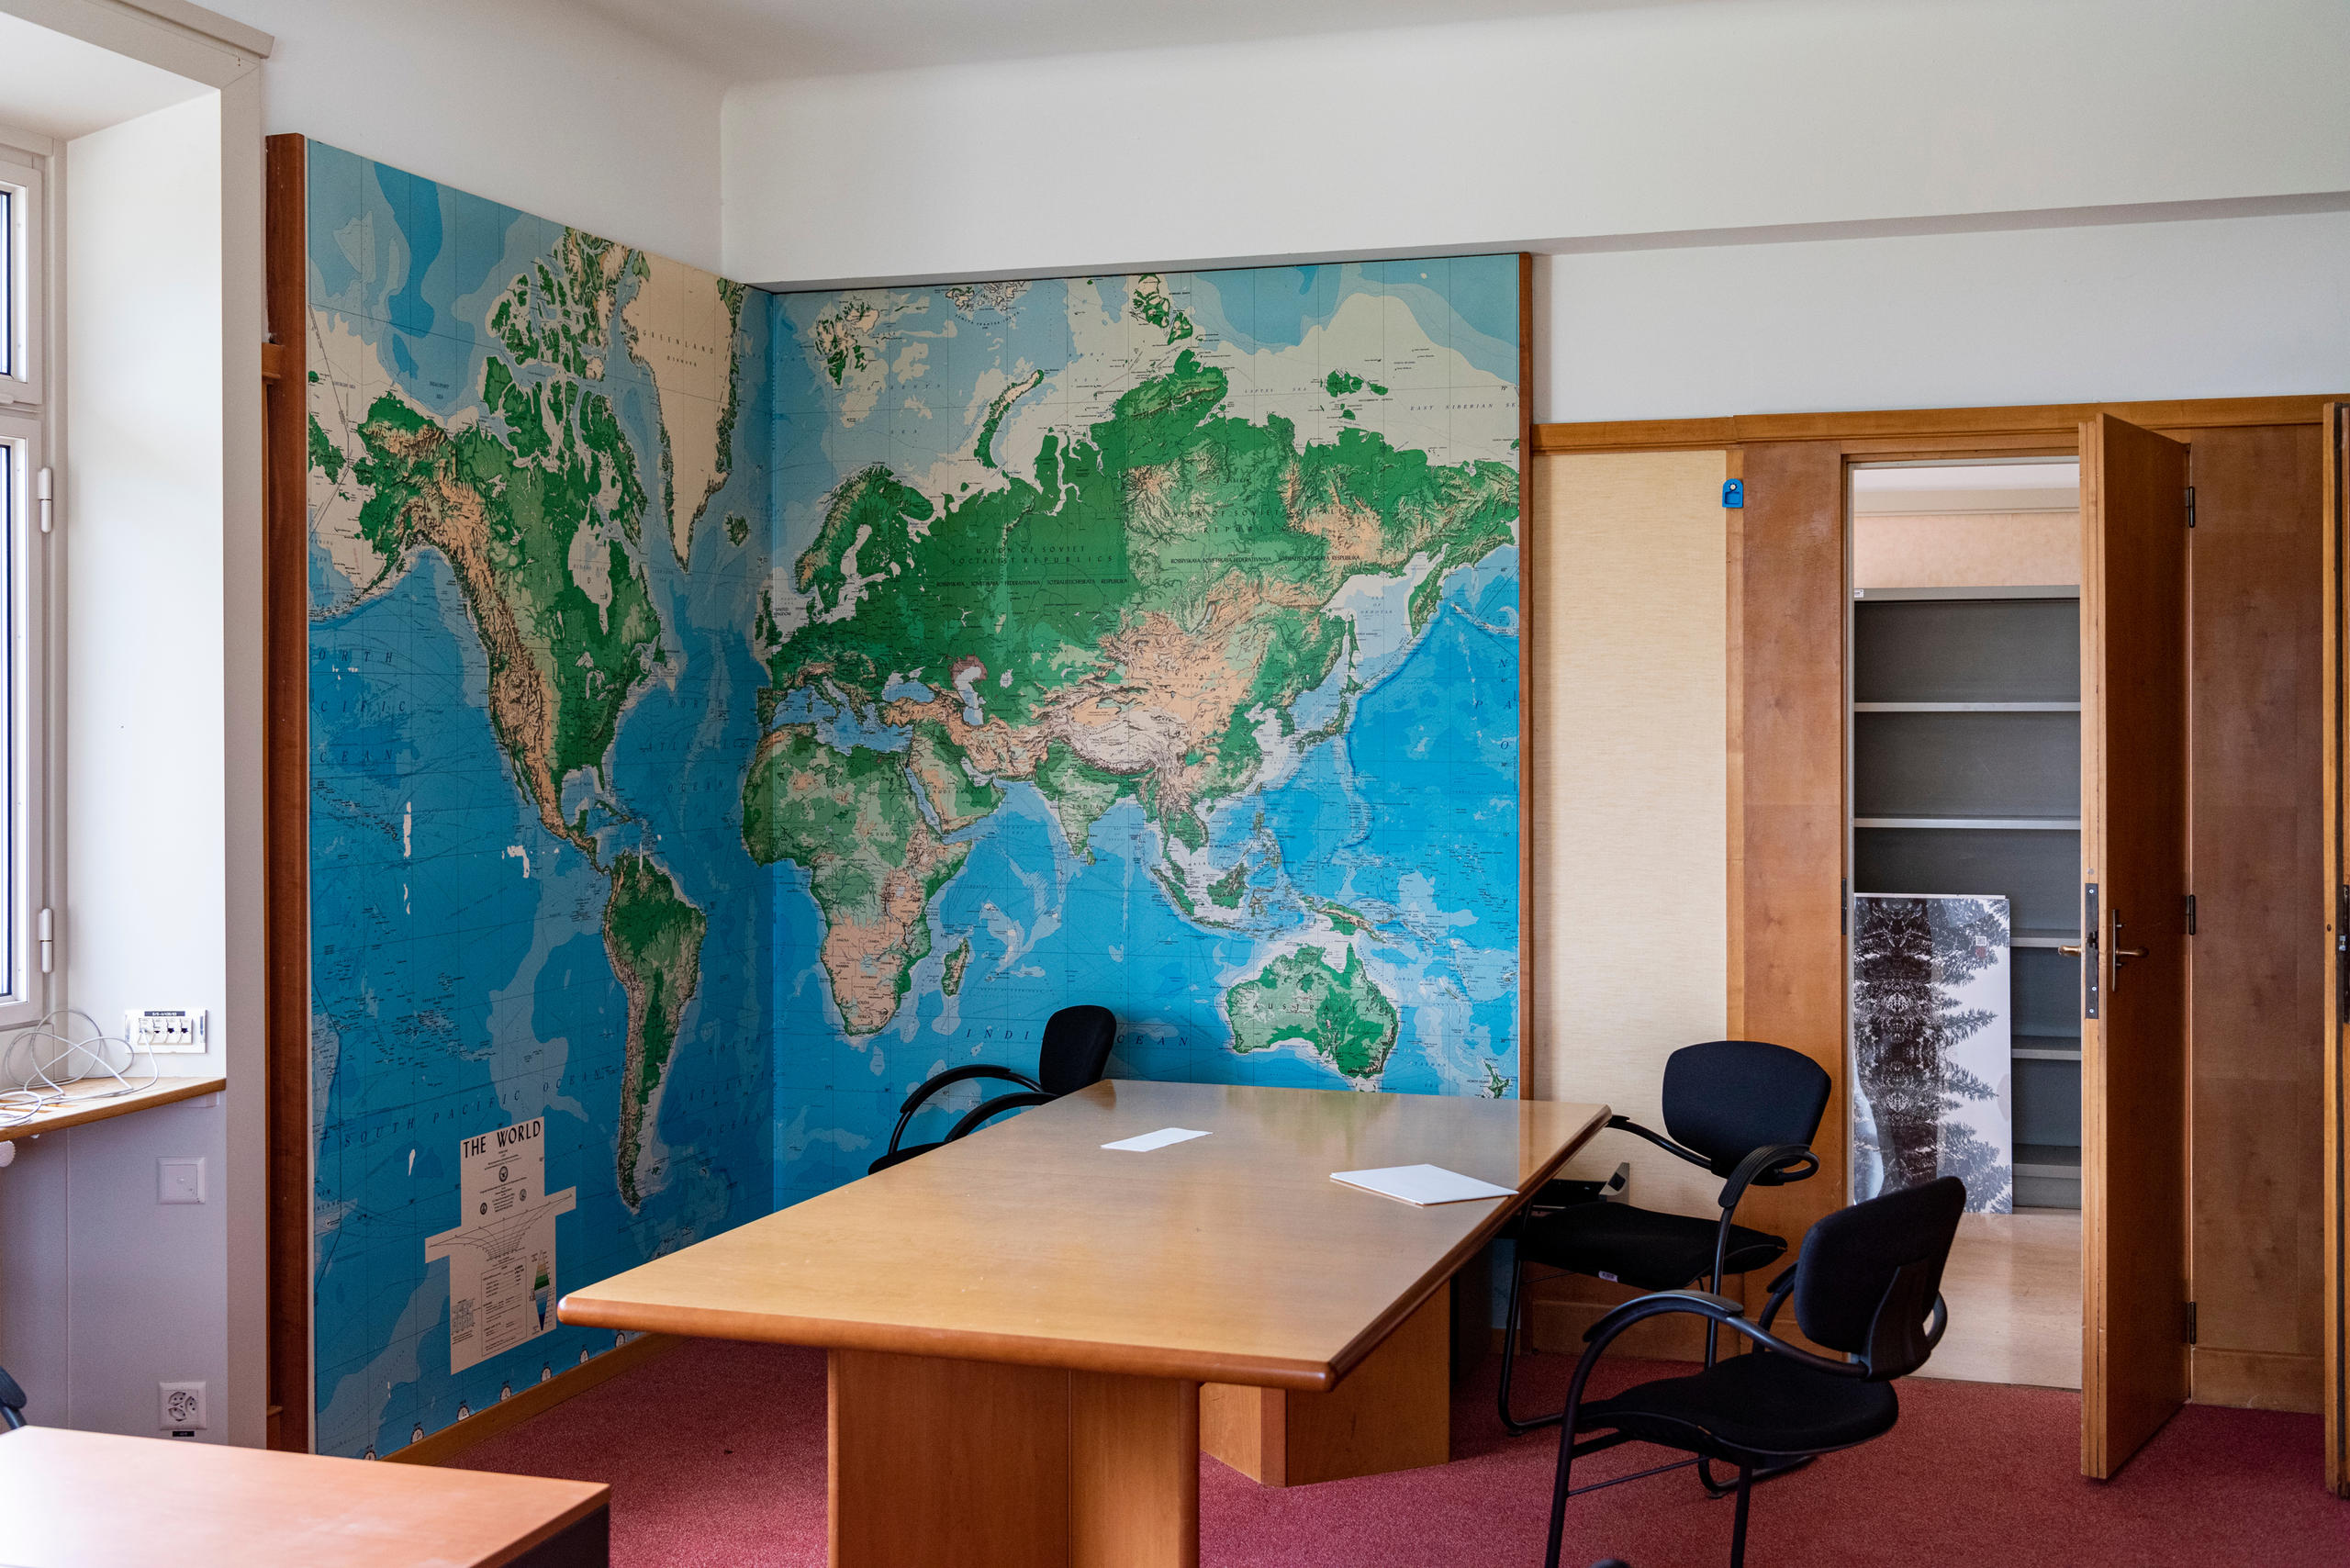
[303, 140, 1523, 1458]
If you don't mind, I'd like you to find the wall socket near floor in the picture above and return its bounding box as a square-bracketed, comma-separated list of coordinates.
[160, 1381, 207, 1433]
[124, 1008, 207, 1054]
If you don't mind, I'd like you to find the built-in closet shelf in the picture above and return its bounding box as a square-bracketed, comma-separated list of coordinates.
[2013, 1047, 2084, 1063]
[1854, 702, 2081, 713]
[2013, 1143, 2083, 1180]
[1853, 585, 2082, 601]
[1854, 816, 2081, 832]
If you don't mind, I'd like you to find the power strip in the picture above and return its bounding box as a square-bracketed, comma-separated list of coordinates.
[123, 1009, 207, 1054]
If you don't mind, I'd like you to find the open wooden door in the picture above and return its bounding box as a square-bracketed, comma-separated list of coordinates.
[2079, 413, 2192, 1479]
[2324, 400, 2348, 1496]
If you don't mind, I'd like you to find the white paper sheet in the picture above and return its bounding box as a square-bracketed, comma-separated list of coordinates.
[1331, 1163, 1517, 1205]
[1102, 1126, 1213, 1152]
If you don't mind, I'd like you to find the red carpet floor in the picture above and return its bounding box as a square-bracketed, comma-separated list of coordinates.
[455, 1338, 2349, 1565]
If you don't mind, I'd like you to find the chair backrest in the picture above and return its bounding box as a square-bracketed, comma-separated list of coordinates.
[0, 1361, 27, 1428]
[1789, 1176, 1966, 1379]
[1659, 1039, 1832, 1177]
[1037, 1004, 1117, 1096]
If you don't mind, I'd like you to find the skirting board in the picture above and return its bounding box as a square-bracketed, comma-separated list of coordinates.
[2192, 1348, 2322, 1415]
[384, 1333, 683, 1465]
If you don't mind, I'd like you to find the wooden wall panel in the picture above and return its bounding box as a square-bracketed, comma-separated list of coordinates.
[1725, 442, 1850, 1262]
[1528, 450, 1729, 1220]
[1852, 510, 2080, 589]
[2186, 424, 2327, 1415]
[262, 132, 309, 1453]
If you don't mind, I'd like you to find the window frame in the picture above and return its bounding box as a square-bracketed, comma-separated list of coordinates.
[0, 137, 53, 1027]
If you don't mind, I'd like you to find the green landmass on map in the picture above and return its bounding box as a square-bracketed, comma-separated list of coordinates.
[1225, 946, 1402, 1081]
[1207, 861, 1249, 909]
[741, 725, 970, 1035]
[939, 936, 971, 997]
[603, 852, 707, 1209]
[347, 377, 659, 850]
[909, 724, 1002, 832]
[762, 349, 1516, 879]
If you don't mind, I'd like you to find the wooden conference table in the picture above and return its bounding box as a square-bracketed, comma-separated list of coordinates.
[560, 1078, 1608, 1568]
[0, 1425, 609, 1567]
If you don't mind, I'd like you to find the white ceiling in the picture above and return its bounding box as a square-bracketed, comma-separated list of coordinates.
[575, 0, 1699, 81]
[0, 11, 208, 142]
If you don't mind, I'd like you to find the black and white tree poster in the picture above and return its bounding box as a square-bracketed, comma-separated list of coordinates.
[1852, 893, 2013, 1215]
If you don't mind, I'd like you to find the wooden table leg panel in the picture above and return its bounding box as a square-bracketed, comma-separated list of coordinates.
[1069, 1372, 1200, 1568]
[829, 1350, 1072, 1568]
[1201, 1285, 1450, 1488]
[829, 1349, 1200, 1568]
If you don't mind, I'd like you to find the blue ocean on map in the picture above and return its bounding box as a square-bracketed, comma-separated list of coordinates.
[307, 140, 1520, 1458]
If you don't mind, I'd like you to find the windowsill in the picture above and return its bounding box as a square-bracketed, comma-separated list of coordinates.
[0, 1072, 225, 1142]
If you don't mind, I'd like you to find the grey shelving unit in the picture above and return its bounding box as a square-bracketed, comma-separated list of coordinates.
[1851, 587, 2083, 1210]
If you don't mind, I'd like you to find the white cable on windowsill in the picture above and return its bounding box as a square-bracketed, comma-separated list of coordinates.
[0, 1008, 159, 1131]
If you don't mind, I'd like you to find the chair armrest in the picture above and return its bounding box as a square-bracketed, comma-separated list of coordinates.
[1579, 1288, 1863, 1379]
[1605, 1115, 1712, 1170]
[1716, 1142, 1819, 1213]
[946, 1092, 1056, 1142]
[900, 1063, 1039, 1115]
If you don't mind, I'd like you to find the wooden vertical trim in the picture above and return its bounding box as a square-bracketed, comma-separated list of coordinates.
[1724, 446, 1746, 1038]
[1723, 442, 1848, 1275]
[1516, 251, 1535, 1099]
[2325, 400, 2348, 1495]
[262, 132, 309, 1452]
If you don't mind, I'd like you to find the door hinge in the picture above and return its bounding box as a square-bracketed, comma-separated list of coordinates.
[36, 467, 51, 533]
[2184, 486, 2196, 528]
[2184, 893, 2197, 935]
[1840, 878, 1848, 936]
[38, 907, 52, 975]
[2186, 1301, 2198, 1345]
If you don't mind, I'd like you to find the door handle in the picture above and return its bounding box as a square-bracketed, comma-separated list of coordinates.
[2110, 908, 2144, 988]
[2058, 944, 2084, 957]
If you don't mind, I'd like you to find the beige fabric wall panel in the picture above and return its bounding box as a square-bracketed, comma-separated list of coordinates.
[1852, 511, 2083, 589]
[1530, 450, 1729, 1218]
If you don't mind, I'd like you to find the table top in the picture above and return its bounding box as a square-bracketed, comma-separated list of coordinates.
[0, 1425, 608, 1568]
[0, 1076, 227, 1143]
[561, 1080, 1608, 1390]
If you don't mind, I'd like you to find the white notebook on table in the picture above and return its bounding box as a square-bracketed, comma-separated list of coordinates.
[1330, 1163, 1516, 1206]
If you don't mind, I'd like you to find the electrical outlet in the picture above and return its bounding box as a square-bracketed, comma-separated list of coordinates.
[160, 1381, 207, 1432]
[124, 1008, 207, 1054]
[158, 1157, 206, 1204]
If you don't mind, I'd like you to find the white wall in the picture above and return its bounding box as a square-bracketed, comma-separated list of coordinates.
[210, 0, 729, 271]
[1539, 207, 2350, 422]
[721, 0, 2350, 290]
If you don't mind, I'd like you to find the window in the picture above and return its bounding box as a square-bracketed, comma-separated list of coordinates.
[0, 140, 49, 1021]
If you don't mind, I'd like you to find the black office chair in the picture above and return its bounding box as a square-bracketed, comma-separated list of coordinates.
[0, 1361, 27, 1429]
[867, 1003, 1116, 1173]
[1500, 1040, 1831, 1442]
[1542, 1176, 1965, 1568]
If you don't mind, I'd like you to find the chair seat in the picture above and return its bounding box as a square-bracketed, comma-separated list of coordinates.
[867, 1142, 940, 1174]
[1517, 1201, 1787, 1291]
[1582, 1350, 1899, 1459]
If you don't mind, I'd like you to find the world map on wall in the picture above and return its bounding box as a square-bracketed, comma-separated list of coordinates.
[305, 143, 775, 1459]
[764, 263, 1527, 1203]
[304, 138, 1523, 1461]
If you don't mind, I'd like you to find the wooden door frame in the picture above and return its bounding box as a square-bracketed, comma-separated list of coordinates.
[2324, 400, 2348, 1495]
[1535, 391, 2344, 1483]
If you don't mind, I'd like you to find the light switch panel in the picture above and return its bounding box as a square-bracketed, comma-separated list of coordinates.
[158, 1157, 205, 1204]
